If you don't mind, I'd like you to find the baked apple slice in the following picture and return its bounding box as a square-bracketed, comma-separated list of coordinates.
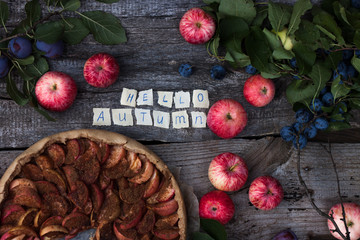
[149, 199, 178, 217]
[153, 227, 180, 240]
[103, 145, 126, 168]
[128, 155, 154, 184]
[17, 208, 38, 226]
[21, 164, 43, 181]
[34, 155, 54, 170]
[65, 139, 81, 165]
[39, 225, 68, 239]
[46, 144, 66, 167]
[1, 204, 25, 225]
[143, 169, 160, 198]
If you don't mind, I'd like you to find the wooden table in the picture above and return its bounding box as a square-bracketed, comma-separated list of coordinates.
[1, 1, 360, 239]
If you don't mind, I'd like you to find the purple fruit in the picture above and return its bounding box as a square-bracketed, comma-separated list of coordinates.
[36, 40, 64, 58]
[272, 229, 298, 240]
[8, 37, 32, 59]
[0, 55, 9, 78]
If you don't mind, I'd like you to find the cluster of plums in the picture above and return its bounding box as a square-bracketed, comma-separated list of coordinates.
[0, 37, 64, 78]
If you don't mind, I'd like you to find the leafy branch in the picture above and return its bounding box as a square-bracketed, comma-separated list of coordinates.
[0, 0, 126, 120]
[203, 0, 360, 131]
[296, 140, 350, 240]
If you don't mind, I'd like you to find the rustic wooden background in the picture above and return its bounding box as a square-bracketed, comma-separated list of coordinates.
[1, 0, 360, 239]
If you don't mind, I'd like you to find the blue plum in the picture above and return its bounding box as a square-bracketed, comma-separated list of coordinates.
[178, 63, 193, 77]
[245, 64, 257, 74]
[210, 65, 226, 80]
[36, 40, 64, 58]
[8, 37, 32, 59]
[0, 55, 9, 78]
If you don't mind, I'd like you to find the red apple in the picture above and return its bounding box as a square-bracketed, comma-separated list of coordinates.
[83, 52, 119, 88]
[208, 152, 248, 192]
[207, 99, 247, 139]
[328, 202, 360, 240]
[179, 8, 216, 44]
[199, 190, 235, 225]
[243, 74, 275, 107]
[35, 71, 77, 112]
[249, 176, 283, 210]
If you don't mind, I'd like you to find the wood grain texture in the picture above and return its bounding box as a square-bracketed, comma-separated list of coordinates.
[1, 0, 359, 147]
[0, 138, 359, 239]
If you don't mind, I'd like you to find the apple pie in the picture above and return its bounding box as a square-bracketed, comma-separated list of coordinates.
[0, 129, 186, 240]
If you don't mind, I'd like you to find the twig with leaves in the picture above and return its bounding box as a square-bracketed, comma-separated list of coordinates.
[0, 0, 127, 120]
[296, 139, 350, 240]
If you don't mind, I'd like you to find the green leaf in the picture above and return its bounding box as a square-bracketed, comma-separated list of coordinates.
[15, 56, 35, 66]
[219, 18, 249, 42]
[96, 0, 120, 3]
[191, 232, 215, 240]
[331, 76, 351, 99]
[25, 0, 41, 25]
[61, 0, 80, 11]
[80, 11, 127, 45]
[34, 21, 64, 43]
[327, 121, 351, 131]
[25, 58, 49, 77]
[292, 43, 317, 74]
[351, 55, 360, 73]
[62, 18, 90, 45]
[245, 27, 272, 73]
[286, 80, 315, 105]
[252, 6, 268, 26]
[207, 35, 220, 57]
[313, 10, 345, 45]
[0, 1, 9, 29]
[33, 106, 56, 121]
[316, 25, 336, 41]
[268, 1, 291, 33]
[286, 63, 330, 105]
[273, 47, 294, 60]
[6, 75, 29, 106]
[308, 63, 332, 96]
[225, 50, 251, 67]
[287, 0, 312, 35]
[200, 219, 227, 240]
[295, 20, 320, 45]
[263, 28, 282, 50]
[333, 1, 351, 25]
[219, 0, 256, 24]
[354, 30, 360, 49]
[261, 70, 281, 79]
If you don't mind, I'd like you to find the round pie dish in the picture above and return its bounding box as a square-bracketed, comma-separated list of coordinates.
[0, 129, 186, 240]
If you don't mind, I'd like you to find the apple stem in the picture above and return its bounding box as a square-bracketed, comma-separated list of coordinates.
[261, 87, 267, 95]
[229, 163, 239, 172]
[195, 22, 202, 29]
[52, 84, 57, 91]
[226, 113, 232, 120]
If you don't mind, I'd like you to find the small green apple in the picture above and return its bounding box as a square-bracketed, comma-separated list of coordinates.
[273, 28, 293, 51]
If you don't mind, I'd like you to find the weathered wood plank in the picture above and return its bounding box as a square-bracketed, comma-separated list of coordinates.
[1, 1, 358, 147]
[0, 138, 359, 239]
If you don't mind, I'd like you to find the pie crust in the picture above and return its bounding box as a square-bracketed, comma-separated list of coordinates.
[0, 129, 186, 240]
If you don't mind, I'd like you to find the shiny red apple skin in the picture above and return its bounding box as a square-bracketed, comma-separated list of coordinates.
[249, 176, 284, 210]
[208, 152, 248, 192]
[83, 52, 119, 88]
[207, 99, 248, 139]
[328, 202, 360, 240]
[35, 71, 77, 112]
[243, 74, 275, 107]
[199, 190, 235, 225]
[179, 8, 216, 44]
